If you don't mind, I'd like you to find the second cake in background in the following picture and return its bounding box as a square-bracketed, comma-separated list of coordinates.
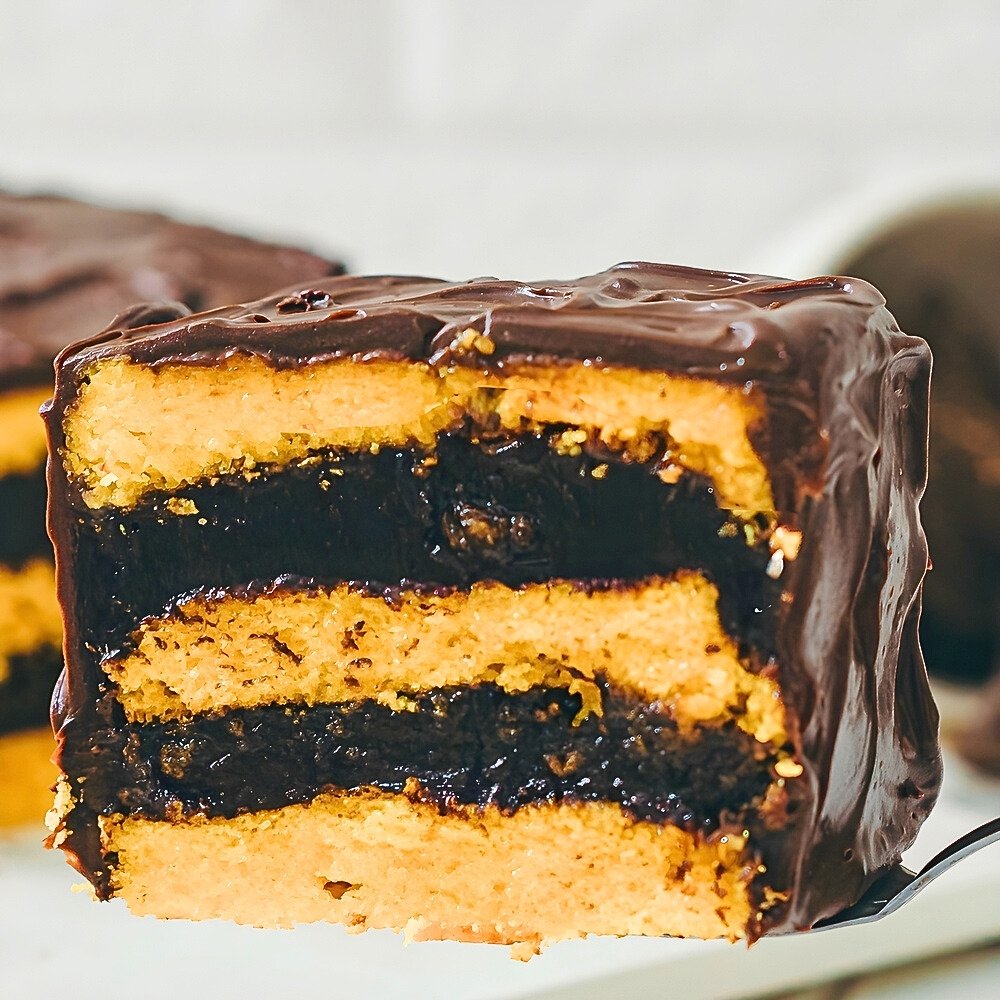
[0, 190, 343, 825]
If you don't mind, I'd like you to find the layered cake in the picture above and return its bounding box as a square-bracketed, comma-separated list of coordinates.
[0, 191, 341, 824]
[45, 263, 943, 948]
[839, 201, 1000, 685]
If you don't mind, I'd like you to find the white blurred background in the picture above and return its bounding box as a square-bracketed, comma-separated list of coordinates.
[1, 0, 997, 279]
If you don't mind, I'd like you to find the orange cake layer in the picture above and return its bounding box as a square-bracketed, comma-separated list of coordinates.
[101, 788, 760, 949]
[61, 355, 772, 513]
[105, 573, 786, 745]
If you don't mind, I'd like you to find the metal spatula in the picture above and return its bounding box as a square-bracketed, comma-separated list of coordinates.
[808, 816, 1000, 932]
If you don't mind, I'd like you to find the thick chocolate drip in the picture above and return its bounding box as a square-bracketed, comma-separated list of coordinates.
[68, 430, 779, 662]
[46, 262, 944, 935]
[0, 191, 343, 391]
[770, 331, 940, 930]
[0, 462, 50, 566]
[0, 645, 62, 735]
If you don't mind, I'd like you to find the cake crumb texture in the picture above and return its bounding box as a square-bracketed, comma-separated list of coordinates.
[107, 573, 786, 745]
[62, 355, 771, 513]
[102, 789, 756, 945]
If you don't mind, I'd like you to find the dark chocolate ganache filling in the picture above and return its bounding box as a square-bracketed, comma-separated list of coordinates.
[69, 427, 781, 662]
[61, 681, 775, 828]
[0, 462, 50, 567]
[0, 645, 63, 735]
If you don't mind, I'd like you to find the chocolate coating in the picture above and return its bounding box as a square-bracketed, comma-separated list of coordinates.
[46, 262, 943, 935]
[0, 191, 344, 390]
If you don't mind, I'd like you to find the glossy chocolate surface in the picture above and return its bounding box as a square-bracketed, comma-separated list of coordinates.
[47, 263, 943, 935]
[0, 191, 343, 390]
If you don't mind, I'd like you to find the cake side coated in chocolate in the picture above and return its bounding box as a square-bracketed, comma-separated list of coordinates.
[45, 263, 942, 939]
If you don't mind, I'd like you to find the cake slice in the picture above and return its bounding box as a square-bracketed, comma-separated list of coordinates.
[0, 190, 342, 824]
[44, 263, 942, 948]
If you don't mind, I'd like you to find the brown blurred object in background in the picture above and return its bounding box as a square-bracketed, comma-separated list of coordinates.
[0, 190, 345, 827]
[840, 200, 1000, 688]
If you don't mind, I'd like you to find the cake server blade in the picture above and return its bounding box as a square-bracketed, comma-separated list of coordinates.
[809, 815, 1000, 931]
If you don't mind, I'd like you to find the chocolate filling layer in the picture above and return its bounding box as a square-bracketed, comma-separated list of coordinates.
[0, 645, 62, 735]
[62, 681, 775, 830]
[68, 427, 780, 661]
[0, 464, 50, 567]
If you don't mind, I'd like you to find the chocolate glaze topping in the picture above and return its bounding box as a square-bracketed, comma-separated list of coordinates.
[0, 191, 344, 390]
[54, 263, 879, 379]
[46, 263, 943, 935]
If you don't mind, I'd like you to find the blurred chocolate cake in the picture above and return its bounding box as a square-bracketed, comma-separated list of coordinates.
[0, 190, 343, 823]
[840, 200, 1000, 688]
[954, 673, 1000, 774]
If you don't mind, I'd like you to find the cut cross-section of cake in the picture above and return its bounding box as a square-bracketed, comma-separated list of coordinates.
[44, 263, 943, 949]
[0, 190, 342, 825]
